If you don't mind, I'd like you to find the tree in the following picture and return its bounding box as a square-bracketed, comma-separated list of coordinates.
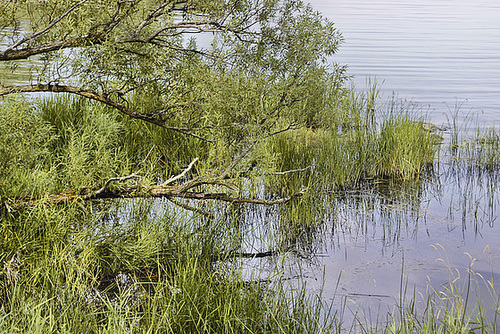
[0, 0, 345, 205]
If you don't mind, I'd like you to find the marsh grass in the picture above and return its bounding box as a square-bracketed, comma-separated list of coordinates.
[0, 199, 342, 333]
[265, 98, 437, 197]
[375, 249, 499, 334]
[1, 90, 500, 333]
[0, 98, 58, 196]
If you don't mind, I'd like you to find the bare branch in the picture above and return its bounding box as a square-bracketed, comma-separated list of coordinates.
[162, 157, 198, 186]
[4, 179, 304, 210]
[92, 173, 141, 197]
[1, 0, 88, 56]
[168, 198, 213, 218]
[274, 165, 312, 175]
[227, 249, 289, 259]
[206, 188, 305, 205]
[133, 145, 156, 172]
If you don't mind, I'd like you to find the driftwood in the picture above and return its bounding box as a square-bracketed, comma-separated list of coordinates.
[3, 158, 306, 211]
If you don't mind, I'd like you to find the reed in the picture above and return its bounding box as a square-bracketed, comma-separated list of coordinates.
[264, 95, 438, 196]
[1, 89, 499, 333]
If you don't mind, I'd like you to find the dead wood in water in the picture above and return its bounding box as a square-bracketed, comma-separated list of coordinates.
[3, 158, 305, 211]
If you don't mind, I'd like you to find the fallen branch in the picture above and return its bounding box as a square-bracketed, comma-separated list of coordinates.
[92, 173, 141, 197]
[228, 249, 286, 259]
[274, 165, 312, 175]
[4, 179, 304, 210]
[162, 158, 198, 186]
[167, 198, 213, 218]
[214, 246, 296, 261]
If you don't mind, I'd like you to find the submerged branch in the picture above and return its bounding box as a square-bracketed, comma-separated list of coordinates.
[227, 248, 292, 259]
[167, 198, 213, 218]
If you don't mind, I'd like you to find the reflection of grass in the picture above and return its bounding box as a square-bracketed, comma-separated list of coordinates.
[375, 246, 499, 334]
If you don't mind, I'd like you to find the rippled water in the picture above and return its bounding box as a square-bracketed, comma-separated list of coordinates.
[241, 1, 500, 323]
[294, 0, 500, 321]
[243, 164, 500, 322]
[311, 0, 500, 126]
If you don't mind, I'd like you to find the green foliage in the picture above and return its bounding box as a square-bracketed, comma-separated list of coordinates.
[2, 1, 498, 333]
[0, 99, 57, 197]
[265, 97, 438, 197]
[0, 197, 340, 333]
[37, 96, 130, 190]
[2, 0, 348, 153]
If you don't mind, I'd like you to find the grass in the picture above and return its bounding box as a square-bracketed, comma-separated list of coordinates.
[379, 249, 499, 334]
[265, 94, 437, 195]
[1, 91, 500, 332]
[0, 199, 342, 333]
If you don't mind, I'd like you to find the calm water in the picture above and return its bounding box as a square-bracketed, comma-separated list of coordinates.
[242, 0, 500, 323]
[310, 0, 500, 320]
[312, 0, 500, 127]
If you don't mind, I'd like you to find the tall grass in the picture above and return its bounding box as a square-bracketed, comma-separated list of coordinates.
[1, 89, 499, 333]
[0, 198, 342, 333]
[265, 94, 438, 196]
[0, 98, 58, 196]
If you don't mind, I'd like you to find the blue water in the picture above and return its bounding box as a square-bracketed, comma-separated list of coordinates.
[310, 0, 500, 127]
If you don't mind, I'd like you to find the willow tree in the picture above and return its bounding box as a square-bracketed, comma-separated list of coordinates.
[0, 0, 345, 203]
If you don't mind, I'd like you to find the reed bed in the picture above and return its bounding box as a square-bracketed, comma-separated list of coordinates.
[1, 91, 500, 333]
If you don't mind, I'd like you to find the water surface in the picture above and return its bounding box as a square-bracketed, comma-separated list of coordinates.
[243, 0, 500, 322]
[312, 0, 500, 127]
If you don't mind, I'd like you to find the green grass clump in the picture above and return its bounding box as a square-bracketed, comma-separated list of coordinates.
[0, 98, 58, 197]
[376, 117, 436, 180]
[0, 199, 339, 333]
[265, 115, 437, 196]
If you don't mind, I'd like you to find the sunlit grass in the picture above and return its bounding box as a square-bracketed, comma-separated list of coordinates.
[1, 91, 500, 333]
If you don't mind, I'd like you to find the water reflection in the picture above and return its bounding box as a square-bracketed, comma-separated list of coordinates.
[234, 137, 500, 321]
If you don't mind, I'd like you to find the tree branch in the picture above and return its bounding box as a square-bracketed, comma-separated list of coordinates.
[162, 157, 198, 186]
[130, 1, 174, 38]
[0, 36, 101, 61]
[4, 180, 304, 210]
[1, 0, 88, 56]
[167, 198, 213, 218]
[0, 83, 215, 142]
[274, 165, 312, 175]
[0, 11, 245, 62]
[92, 173, 141, 196]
